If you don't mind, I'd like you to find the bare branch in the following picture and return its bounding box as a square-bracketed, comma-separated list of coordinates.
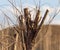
[8, 0, 22, 15]
[38, 9, 49, 30]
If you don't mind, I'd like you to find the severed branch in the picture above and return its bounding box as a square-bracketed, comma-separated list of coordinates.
[31, 9, 49, 43]
[38, 9, 49, 31]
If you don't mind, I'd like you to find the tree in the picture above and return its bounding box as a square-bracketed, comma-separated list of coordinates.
[0, 0, 60, 50]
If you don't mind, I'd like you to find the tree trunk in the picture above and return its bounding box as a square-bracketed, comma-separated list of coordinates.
[25, 42, 32, 50]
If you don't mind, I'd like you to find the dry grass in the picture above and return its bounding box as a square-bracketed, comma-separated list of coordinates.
[0, 25, 60, 50]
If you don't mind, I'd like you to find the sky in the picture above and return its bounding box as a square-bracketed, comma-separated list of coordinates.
[0, 0, 59, 7]
[0, 0, 60, 29]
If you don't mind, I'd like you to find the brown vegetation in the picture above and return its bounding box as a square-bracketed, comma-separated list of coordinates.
[0, 25, 60, 50]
